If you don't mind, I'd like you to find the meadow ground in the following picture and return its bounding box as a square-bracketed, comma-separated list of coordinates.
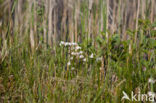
[0, 0, 156, 102]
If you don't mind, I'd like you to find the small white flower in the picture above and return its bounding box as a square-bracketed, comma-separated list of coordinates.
[71, 52, 76, 55]
[61, 41, 65, 44]
[67, 61, 71, 66]
[148, 78, 155, 84]
[68, 43, 72, 46]
[83, 58, 86, 62]
[71, 42, 77, 46]
[65, 42, 70, 46]
[79, 55, 84, 59]
[71, 67, 75, 70]
[75, 46, 81, 50]
[79, 51, 83, 54]
[71, 52, 80, 56]
[71, 52, 74, 55]
[148, 91, 155, 96]
[96, 57, 102, 61]
[60, 41, 65, 46]
[70, 57, 73, 60]
[89, 53, 94, 58]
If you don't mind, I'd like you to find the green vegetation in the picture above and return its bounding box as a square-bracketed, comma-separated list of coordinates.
[0, 0, 156, 102]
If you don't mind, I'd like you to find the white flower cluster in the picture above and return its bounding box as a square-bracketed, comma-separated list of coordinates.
[60, 41, 87, 68]
[59, 41, 77, 47]
[60, 41, 102, 70]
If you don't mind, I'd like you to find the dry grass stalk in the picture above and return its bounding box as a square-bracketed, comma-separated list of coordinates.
[0, 0, 156, 48]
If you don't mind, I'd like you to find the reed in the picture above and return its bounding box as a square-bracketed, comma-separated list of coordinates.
[1, 0, 155, 48]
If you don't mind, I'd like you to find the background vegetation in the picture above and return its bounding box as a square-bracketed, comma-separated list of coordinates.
[0, 0, 156, 102]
